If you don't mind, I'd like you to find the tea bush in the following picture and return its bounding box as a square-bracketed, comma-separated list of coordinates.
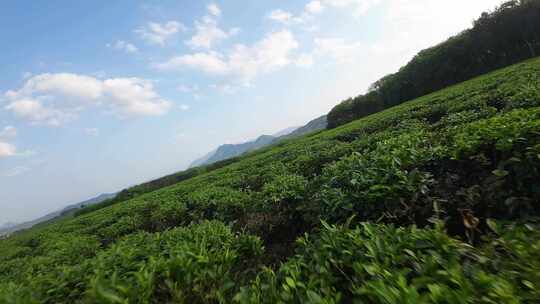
[236, 221, 540, 303]
[1, 57, 540, 302]
[0, 221, 263, 303]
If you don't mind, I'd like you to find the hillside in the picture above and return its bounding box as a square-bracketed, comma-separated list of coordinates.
[189, 116, 326, 168]
[104, 116, 327, 211]
[189, 149, 217, 168]
[0, 193, 116, 237]
[271, 126, 299, 137]
[1, 56, 539, 302]
[59, 193, 117, 216]
[277, 115, 327, 140]
[105, 116, 326, 212]
[328, 0, 540, 128]
[201, 135, 276, 167]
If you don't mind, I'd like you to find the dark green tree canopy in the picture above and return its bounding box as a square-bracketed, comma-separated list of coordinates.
[328, 0, 540, 128]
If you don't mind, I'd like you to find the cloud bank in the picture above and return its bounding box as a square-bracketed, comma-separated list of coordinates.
[4, 73, 172, 126]
[156, 30, 299, 84]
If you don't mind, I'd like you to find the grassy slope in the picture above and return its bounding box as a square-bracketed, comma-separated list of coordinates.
[1, 58, 540, 303]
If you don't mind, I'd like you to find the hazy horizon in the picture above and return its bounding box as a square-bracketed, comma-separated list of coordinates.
[0, 0, 505, 225]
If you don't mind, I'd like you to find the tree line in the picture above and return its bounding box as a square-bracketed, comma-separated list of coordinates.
[328, 0, 540, 128]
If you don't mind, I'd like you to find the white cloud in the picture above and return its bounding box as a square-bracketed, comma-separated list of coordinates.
[4, 73, 172, 126]
[85, 128, 99, 136]
[306, 1, 324, 14]
[102, 78, 172, 116]
[0, 142, 16, 158]
[135, 21, 186, 46]
[287, 0, 507, 119]
[268, 9, 296, 24]
[186, 16, 239, 49]
[178, 84, 199, 93]
[210, 83, 239, 94]
[267, 9, 311, 25]
[267, 1, 324, 26]
[0, 126, 19, 158]
[8, 73, 103, 100]
[314, 37, 364, 63]
[179, 104, 190, 111]
[5, 98, 71, 126]
[158, 52, 229, 74]
[323, 0, 381, 15]
[372, 0, 504, 60]
[157, 30, 299, 84]
[0, 126, 17, 139]
[207, 3, 221, 17]
[292, 36, 364, 70]
[108, 40, 138, 53]
[229, 30, 299, 78]
[2, 166, 30, 177]
[0, 141, 17, 158]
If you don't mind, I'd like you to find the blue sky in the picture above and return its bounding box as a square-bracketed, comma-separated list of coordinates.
[0, 0, 505, 225]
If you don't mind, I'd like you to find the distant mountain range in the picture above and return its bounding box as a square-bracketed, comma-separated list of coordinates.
[271, 126, 299, 137]
[190, 115, 327, 168]
[1, 116, 327, 237]
[61, 193, 117, 214]
[0, 193, 116, 237]
[280, 115, 327, 139]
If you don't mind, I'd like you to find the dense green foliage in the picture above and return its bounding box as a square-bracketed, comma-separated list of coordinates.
[76, 116, 329, 218]
[74, 157, 240, 217]
[328, 0, 540, 128]
[237, 221, 540, 303]
[1, 57, 540, 303]
[0, 221, 263, 303]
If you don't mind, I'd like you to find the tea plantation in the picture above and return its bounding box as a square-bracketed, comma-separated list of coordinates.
[1, 57, 540, 303]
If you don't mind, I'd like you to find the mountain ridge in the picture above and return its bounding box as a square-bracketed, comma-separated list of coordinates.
[0, 192, 116, 236]
[189, 115, 327, 168]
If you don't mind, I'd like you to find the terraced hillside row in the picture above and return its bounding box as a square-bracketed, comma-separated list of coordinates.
[77, 115, 328, 217]
[1, 58, 540, 303]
